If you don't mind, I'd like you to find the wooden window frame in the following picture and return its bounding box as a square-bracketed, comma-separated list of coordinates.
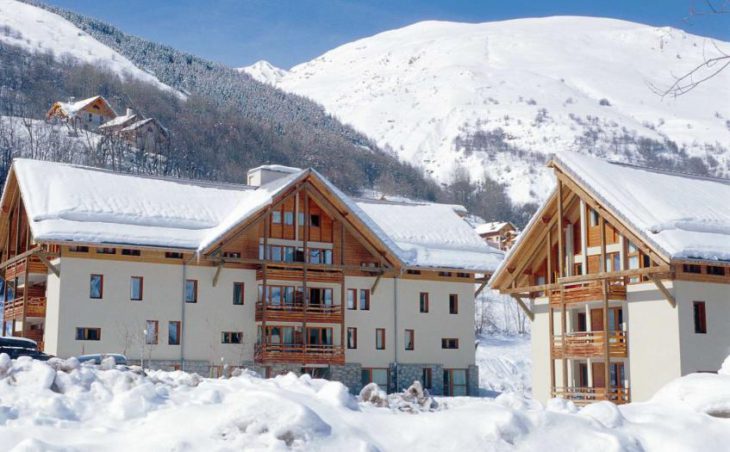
[145, 320, 159, 345]
[693, 301, 707, 334]
[96, 247, 116, 255]
[422, 368, 432, 390]
[272, 210, 282, 224]
[221, 331, 243, 344]
[306, 326, 334, 345]
[347, 327, 357, 349]
[168, 321, 181, 345]
[449, 294, 459, 314]
[441, 338, 459, 349]
[233, 282, 245, 305]
[185, 279, 198, 303]
[405, 329, 414, 351]
[419, 292, 429, 313]
[121, 248, 141, 256]
[359, 289, 370, 311]
[346, 289, 357, 310]
[444, 368, 468, 396]
[75, 327, 101, 341]
[375, 328, 386, 350]
[130, 276, 144, 301]
[90, 274, 104, 299]
[69, 246, 89, 253]
[707, 266, 726, 276]
[165, 252, 183, 259]
[683, 264, 702, 274]
[361, 367, 389, 390]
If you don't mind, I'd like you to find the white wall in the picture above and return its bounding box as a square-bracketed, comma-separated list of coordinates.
[530, 297, 551, 403]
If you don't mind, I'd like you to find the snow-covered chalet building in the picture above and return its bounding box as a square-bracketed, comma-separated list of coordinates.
[491, 152, 730, 404]
[0, 159, 502, 395]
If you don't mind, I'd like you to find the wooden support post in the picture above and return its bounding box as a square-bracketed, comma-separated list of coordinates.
[546, 228, 552, 284]
[36, 253, 60, 277]
[339, 219, 346, 352]
[510, 295, 534, 321]
[599, 215, 606, 273]
[549, 306, 555, 396]
[561, 289, 568, 390]
[651, 276, 676, 307]
[21, 255, 29, 339]
[474, 280, 488, 298]
[262, 213, 270, 353]
[303, 191, 309, 336]
[212, 261, 224, 287]
[603, 279, 610, 401]
[371, 272, 383, 294]
[557, 181, 564, 278]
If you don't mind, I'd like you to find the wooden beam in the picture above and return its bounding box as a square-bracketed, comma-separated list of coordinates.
[510, 295, 535, 321]
[557, 180, 564, 279]
[599, 215, 606, 273]
[211, 261, 224, 287]
[0, 246, 42, 269]
[602, 279, 610, 400]
[501, 282, 560, 295]
[557, 266, 671, 284]
[474, 280, 488, 298]
[36, 253, 59, 277]
[371, 273, 383, 294]
[651, 276, 676, 308]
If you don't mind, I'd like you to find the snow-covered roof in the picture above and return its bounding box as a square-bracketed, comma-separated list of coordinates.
[98, 113, 137, 129]
[8, 159, 499, 271]
[120, 118, 167, 134]
[554, 151, 730, 262]
[475, 221, 515, 236]
[248, 164, 302, 174]
[54, 96, 114, 118]
[354, 199, 504, 271]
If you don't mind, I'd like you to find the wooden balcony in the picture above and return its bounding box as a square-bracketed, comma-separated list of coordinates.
[255, 302, 342, 323]
[257, 267, 342, 283]
[254, 343, 344, 365]
[5, 257, 48, 280]
[552, 386, 631, 406]
[552, 331, 627, 359]
[549, 280, 626, 305]
[3, 296, 46, 319]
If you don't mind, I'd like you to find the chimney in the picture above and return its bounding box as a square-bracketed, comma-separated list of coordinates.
[126, 108, 135, 117]
[246, 164, 301, 187]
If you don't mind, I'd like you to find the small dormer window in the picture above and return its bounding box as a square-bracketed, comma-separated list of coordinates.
[88, 113, 93, 122]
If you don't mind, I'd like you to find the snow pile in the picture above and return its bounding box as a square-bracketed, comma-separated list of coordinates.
[3, 354, 730, 450]
[476, 335, 531, 396]
[0, 0, 176, 94]
[272, 17, 730, 204]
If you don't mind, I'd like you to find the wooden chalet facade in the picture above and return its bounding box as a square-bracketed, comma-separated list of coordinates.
[46, 96, 117, 131]
[491, 152, 730, 405]
[475, 221, 519, 251]
[0, 161, 501, 395]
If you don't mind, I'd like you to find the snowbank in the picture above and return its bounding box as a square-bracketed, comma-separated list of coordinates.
[2, 354, 730, 450]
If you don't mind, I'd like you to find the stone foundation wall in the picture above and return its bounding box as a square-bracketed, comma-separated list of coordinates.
[330, 363, 362, 393]
[468, 364, 479, 396]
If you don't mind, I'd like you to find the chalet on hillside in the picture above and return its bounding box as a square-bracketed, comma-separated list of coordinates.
[490, 152, 730, 405]
[0, 160, 502, 396]
[46, 96, 116, 131]
[475, 221, 519, 251]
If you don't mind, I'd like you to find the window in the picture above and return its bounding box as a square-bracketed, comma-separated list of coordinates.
[444, 369, 467, 396]
[222, 251, 241, 259]
[693, 301, 707, 334]
[272, 211, 282, 224]
[310, 214, 320, 227]
[361, 368, 389, 391]
[307, 327, 333, 346]
[419, 292, 429, 313]
[422, 368, 432, 390]
[130, 276, 143, 301]
[233, 282, 244, 305]
[347, 289, 357, 310]
[605, 253, 620, 272]
[309, 287, 333, 306]
[168, 321, 181, 345]
[284, 211, 294, 225]
[96, 247, 116, 255]
[405, 329, 414, 351]
[222, 332, 243, 344]
[75, 327, 101, 341]
[683, 264, 702, 274]
[347, 327, 357, 349]
[375, 328, 385, 350]
[359, 289, 370, 310]
[89, 274, 104, 299]
[442, 338, 459, 349]
[69, 246, 89, 253]
[449, 294, 459, 314]
[438, 271, 452, 277]
[185, 279, 197, 303]
[456, 272, 470, 278]
[145, 320, 158, 345]
[707, 266, 726, 276]
[165, 252, 183, 259]
[121, 248, 141, 256]
[589, 208, 599, 227]
[406, 269, 421, 275]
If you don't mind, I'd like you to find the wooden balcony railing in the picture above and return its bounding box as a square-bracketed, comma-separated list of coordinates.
[255, 302, 342, 323]
[552, 331, 627, 358]
[549, 280, 627, 305]
[552, 386, 631, 405]
[256, 267, 342, 283]
[5, 257, 48, 280]
[3, 297, 47, 319]
[254, 343, 345, 365]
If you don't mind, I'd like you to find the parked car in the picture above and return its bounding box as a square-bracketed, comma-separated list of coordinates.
[0, 337, 52, 360]
[76, 353, 128, 366]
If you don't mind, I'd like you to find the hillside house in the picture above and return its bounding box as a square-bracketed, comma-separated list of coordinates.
[475, 221, 519, 251]
[490, 152, 730, 404]
[46, 96, 116, 131]
[118, 118, 170, 153]
[0, 160, 502, 395]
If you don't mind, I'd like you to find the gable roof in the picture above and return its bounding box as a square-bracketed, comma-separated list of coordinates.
[120, 118, 169, 136]
[475, 221, 517, 236]
[52, 96, 116, 118]
[4, 159, 500, 271]
[554, 152, 730, 262]
[98, 112, 137, 129]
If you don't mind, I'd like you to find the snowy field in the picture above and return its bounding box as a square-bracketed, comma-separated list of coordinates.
[477, 335, 531, 396]
[1, 353, 730, 451]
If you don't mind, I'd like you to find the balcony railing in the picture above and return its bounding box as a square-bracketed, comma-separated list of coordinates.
[552, 331, 628, 359]
[254, 343, 344, 365]
[552, 386, 631, 405]
[255, 302, 342, 322]
[3, 296, 46, 319]
[549, 279, 627, 305]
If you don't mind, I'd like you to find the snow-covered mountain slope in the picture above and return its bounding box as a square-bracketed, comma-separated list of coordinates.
[239, 60, 288, 85]
[268, 17, 730, 204]
[0, 0, 175, 94]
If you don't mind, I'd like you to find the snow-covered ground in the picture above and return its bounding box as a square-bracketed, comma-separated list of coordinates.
[244, 17, 730, 204]
[477, 335, 531, 397]
[1, 353, 730, 451]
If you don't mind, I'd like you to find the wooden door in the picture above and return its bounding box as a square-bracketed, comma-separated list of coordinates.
[591, 308, 604, 331]
[592, 362, 605, 388]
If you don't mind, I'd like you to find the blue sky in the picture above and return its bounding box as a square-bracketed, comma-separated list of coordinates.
[46, 0, 730, 68]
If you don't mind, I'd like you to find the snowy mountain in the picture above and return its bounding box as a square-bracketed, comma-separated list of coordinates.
[266, 17, 730, 204]
[0, 0, 175, 94]
[238, 60, 288, 85]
